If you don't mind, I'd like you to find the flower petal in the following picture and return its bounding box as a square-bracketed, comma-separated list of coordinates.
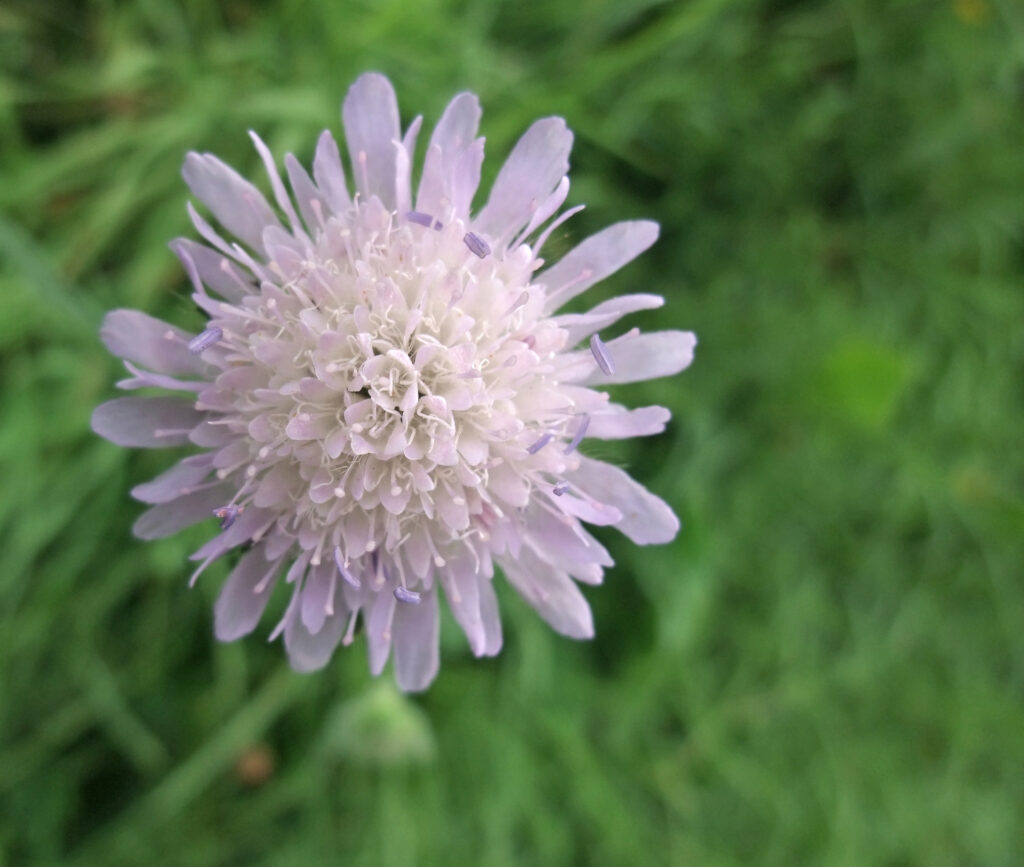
[188, 507, 276, 563]
[502, 548, 594, 640]
[477, 577, 503, 657]
[343, 73, 401, 210]
[365, 587, 397, 676]
[392, 588, 440, 692]
[170, 239, 253, 303]
[100, 309, 206, 376]
[566, 455, 680, 545]
[512, 175, 571, 248]
[416, 92, 482, 219]
[285, 595, 347, 673]
[586, 405, 671, 439]
[525, 506, 613, 569]
[541, 220, 660, 313]
[131, 454, 213, 504]
[312, 130, 352, 216]
[473, 117, 573, 240]
[300, 561, 336, 635]
[132, 483, 233, 540]
[440, 553, 485, 656]
[214, 546, 280, 641]
[395, 114, 422, 217]
[554, 293, 665, 345]
[182, 152, 281, 253]
[92, 396, 202, 448]
[284, 153, 323, 234]
[249, 131, 305, 238]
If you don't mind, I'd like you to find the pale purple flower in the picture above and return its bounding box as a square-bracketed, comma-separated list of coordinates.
[91, 73, 696, 691]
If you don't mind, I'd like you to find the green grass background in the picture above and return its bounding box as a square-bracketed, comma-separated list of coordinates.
[2, 0, 1023, 864]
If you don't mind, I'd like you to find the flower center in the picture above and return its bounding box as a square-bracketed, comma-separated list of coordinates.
[200, 200, 575, 570]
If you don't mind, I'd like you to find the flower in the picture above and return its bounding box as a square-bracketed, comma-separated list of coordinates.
[91, 73, 696, 691]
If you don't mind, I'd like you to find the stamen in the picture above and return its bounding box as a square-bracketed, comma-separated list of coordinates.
[527, 433, 553, 454]
[552, 482, 570, 496]
[463, 232, 491, 258]
[212, 504, 243, 529]
[342, 610, 359, 646]
[407, 210, 442, 230]
[589, 333, 615, 375]
[563, 414, 591, 455]
[188, 326, 223, 354]
[333, 547, 361, 588]
[394, 586, 422, 604]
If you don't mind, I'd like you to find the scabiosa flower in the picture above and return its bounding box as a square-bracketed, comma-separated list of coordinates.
[91, 73, 696, 691]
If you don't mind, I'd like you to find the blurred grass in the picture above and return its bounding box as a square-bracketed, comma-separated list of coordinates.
[2, 0, 1023, 864]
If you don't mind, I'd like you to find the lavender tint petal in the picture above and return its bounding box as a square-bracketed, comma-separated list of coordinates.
[541, 220, 660, 313]
[365, 587, 397, 676]
[440, 555, 485, 656]
[300, 562, 336, 635]
[170, 239, 253, 303]
[101, 309, 207, 376]
[392, 588, 440, 692]
[91, 397, 203, 448]
[182, 152, 281, 254]
[395, 114, 422, 217]
[249, 131, 304, 236]
[312, 130, 351, 215]
[473, 117, 573, 240]
[586, 405, 671, 439]
[284, 153, 325, 233]
[416, 92, 482, 219]
[284, 595, 347, 673]
[131, 455, 213, 504]
[502, 548, 594, 640]
[116, 362, 203, 393]
[133, 484, 234, 540]
[567, 455, 680, 545]
[525, 506, 614, 569]
[477, 577, 503, 657]
[214, 546, 278, 641]
[513, 175, 570, 247]
[189, 506, 274, 563]
[343, 73, 401, 209]
[555, 293, 665, 344]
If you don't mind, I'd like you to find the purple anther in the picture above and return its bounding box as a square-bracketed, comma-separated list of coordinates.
[394, 586, 422, 604]
[463, 232, 491, 258]
[212, 505, 241, 530]
[188, 326, 223, 354]
[407, 210, 442, 230]
[527, 432, 553, 454]
[563, 414, 591, 455]
[589, 333, 615, 375]
[333, 547, 361, 589]
[552, 481, 570, 496]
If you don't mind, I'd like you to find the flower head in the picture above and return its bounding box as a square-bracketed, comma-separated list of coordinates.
[92, 73, 696, 691]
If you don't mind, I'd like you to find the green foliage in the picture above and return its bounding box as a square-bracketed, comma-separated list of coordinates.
[1, 0, 1022, 863]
